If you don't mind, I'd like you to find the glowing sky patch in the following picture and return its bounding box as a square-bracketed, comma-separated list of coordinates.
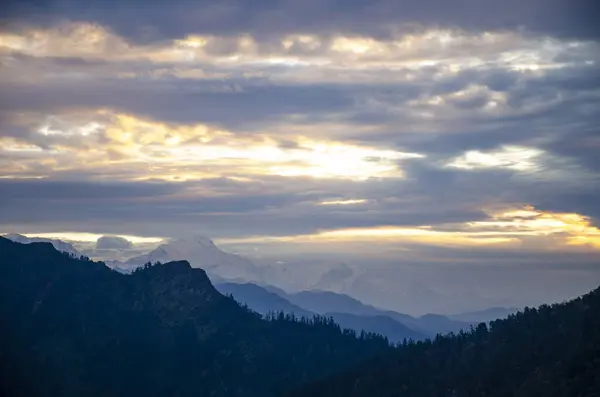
[318, 199, 368, 206]
[469, 207, 600, 248]
[447, 146, 544, 171]
[2, 111, 425, 181]
[21, 232, 164, 244]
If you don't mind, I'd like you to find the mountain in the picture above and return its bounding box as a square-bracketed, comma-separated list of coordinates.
[450, 306, 520, 323]
[277, 289, 468, 337]
[125, 235, 263, 282]
[416, 313, 471, 335]
[284, 290, 381, 316]
[214, 282, 313, 318]
[3, 233, 82, 257]
[215, 282, 427, 342]
[287, 287, 600, 397]
[0, 237, 391, 397]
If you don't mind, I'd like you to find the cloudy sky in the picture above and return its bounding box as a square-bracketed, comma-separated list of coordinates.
[1, 0, 599, 311]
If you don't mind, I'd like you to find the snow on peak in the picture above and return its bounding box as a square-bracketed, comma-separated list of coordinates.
[167, 235, 216, 250]
[189, 235, 216, 247]
[125, 235, 262, 282]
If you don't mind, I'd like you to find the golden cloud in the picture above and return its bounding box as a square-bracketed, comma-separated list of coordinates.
[221, 206, 600, 251]
[0, 111, 423, 181]
[469, 206, 600, 249]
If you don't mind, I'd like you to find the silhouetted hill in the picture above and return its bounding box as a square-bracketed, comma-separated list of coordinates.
[0, 237, 391, 397]
[287, 284, 600, 397]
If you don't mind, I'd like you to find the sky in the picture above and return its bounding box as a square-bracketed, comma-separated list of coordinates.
[1, 0, 599, 313]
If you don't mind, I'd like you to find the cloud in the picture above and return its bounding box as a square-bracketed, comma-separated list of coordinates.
[0, 109, 426, 181]
[96, 235, 134, 249]
[0, 0, 598, 313]
[221, 205, 600, 251]
[319, 199, 368, 206]
[3, 0, 598, 44]
[446, 146, 543, 171]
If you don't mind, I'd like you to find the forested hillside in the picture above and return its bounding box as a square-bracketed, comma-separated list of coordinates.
[287, 282, 600, 397]
[0, 237, 390, 397]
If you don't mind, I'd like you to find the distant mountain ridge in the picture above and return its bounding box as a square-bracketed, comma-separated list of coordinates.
[215, 282, 313, 318]
[279, 288, 472, 337]
[325, 312, 425, 342]
[216, 282, 469, 339]
[450, 307, 520, 323]
[216, 282, 427, 342]
[1, 233, 522, 325]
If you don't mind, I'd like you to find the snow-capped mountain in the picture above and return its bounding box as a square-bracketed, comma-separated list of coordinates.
[3, 233, 82, 257]
[125, 236, 263, 282]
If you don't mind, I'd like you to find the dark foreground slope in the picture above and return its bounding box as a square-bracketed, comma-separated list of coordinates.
[0, 237, 390, 397]
[288, 284, 600, 397]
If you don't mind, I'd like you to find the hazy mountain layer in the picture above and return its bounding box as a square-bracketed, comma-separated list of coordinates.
[215, 282, 427, 342]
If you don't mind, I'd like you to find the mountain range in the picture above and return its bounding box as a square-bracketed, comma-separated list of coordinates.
[2, 233, 515, 342]
[216, 282, 470, 340]
[1, 236, 599, 397]
[215, 282, 427, 342]
[0, 237, 390, 397]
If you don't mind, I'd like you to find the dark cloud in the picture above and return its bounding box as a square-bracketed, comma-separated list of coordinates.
[2, 60, 597, 136]
[0, 176, 488, 238]
[3, 0, 599, 43]
[0, 179, 180, 201]
[541, 128, 600, 174]
[0, 79, 356, 128]
[401, 160, 600, 228]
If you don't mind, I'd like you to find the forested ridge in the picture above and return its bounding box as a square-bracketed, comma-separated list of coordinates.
[287, 281, 600, 397]
[0, 237, 390, 397]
